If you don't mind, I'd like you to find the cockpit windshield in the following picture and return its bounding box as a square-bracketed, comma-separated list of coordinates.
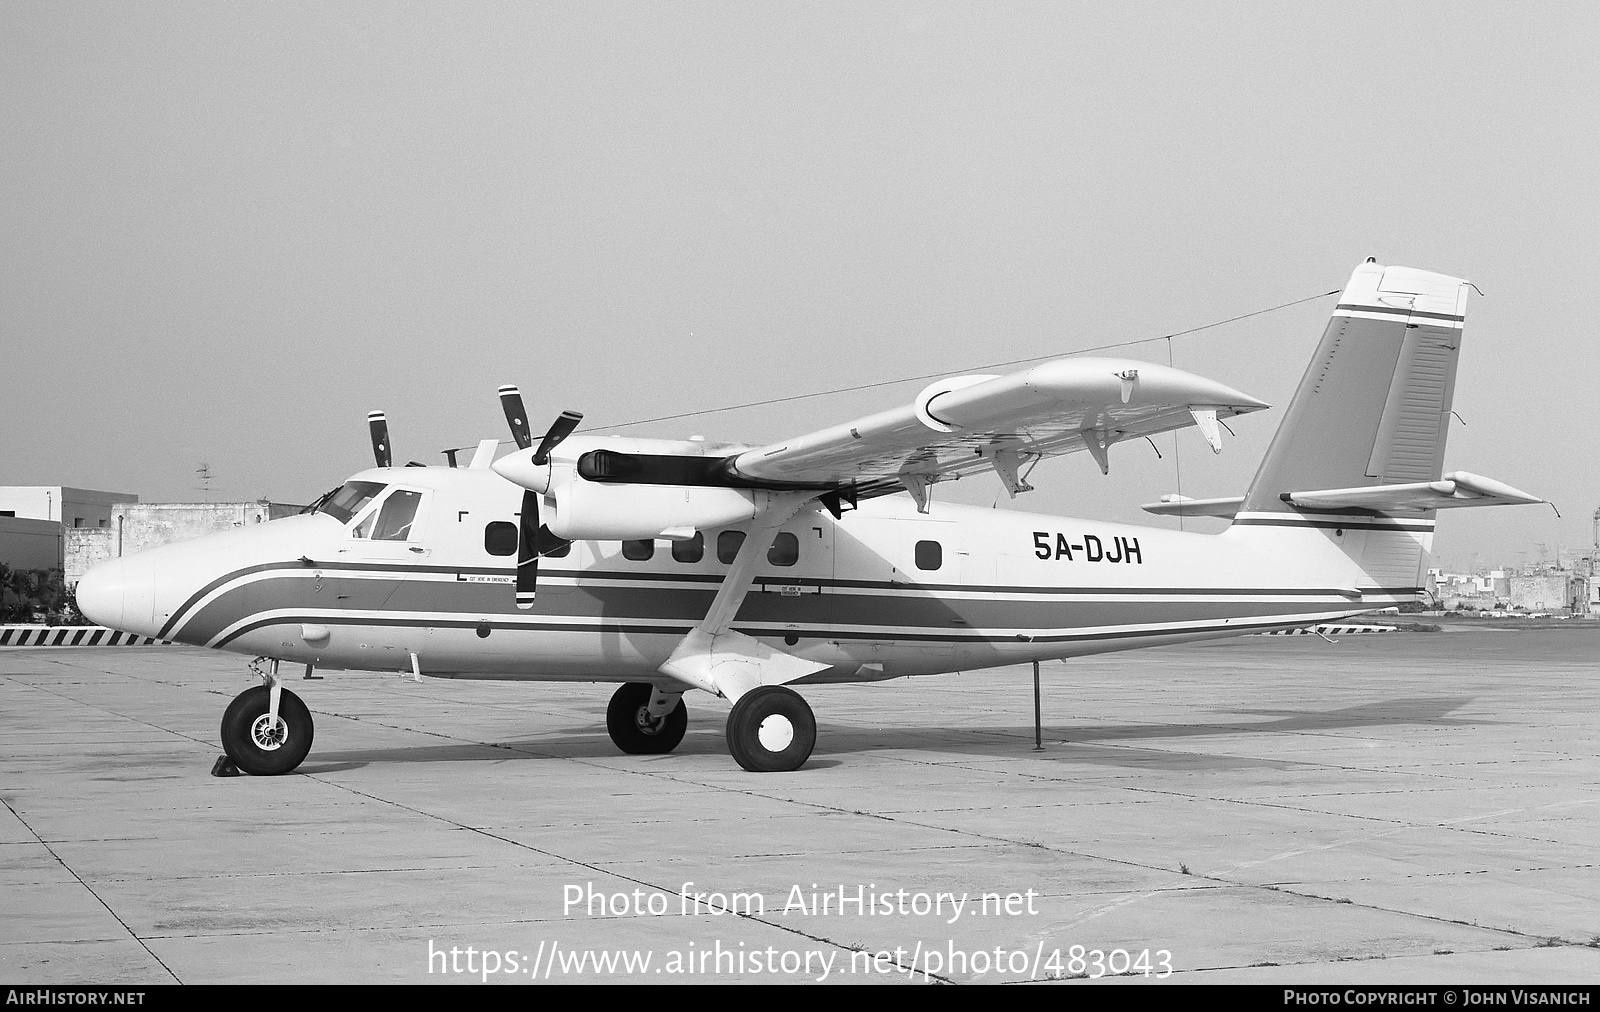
[316, 481, 386, 524]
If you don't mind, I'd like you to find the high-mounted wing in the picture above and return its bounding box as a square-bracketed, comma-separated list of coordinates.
[726, 356, 1268, 511]
[491, 355, 1268, 537]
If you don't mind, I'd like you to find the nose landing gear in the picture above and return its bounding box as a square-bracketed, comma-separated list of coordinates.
[220, 684, 315, 775]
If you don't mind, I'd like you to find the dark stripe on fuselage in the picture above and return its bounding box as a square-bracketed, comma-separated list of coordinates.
[161, 558, 1381, 639]
[211, 610, 1334, 651]
[176, 566, 1377, 649]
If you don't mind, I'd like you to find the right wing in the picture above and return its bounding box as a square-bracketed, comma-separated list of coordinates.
[727, 356, 1269, 509]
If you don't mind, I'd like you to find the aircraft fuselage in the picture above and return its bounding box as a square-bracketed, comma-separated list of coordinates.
[85, 464, 1408, 684]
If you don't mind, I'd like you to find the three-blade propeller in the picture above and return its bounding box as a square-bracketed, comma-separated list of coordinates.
[497, 386, 582, 608]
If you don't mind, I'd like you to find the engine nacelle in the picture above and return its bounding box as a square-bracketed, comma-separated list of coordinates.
[545, 481, 757, 541]
[915, 374, 1002, 432]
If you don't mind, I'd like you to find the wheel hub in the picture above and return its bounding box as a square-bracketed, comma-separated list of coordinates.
[634, 707, 665, 735]
[250, 713, 289, 751]
[756, 714, 795, 752]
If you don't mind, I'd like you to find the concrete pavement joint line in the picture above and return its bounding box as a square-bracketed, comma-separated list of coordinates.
[875, 750, 1577, 844]
[1213, 796, 1596, 863]
[1234, 880, 1593, 949]
[288, 773, 939, 979]
[3, 674, 227, 754]
[11, 650, 200, 691]
[0, 796, 183, 984]
[723, 774, 1578, 950]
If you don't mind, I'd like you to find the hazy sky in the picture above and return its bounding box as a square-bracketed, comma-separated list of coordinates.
[4, 3, 1596, 571]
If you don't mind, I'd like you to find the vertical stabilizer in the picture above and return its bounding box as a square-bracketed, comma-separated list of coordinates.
[1240, 260, 1469, 512]
[1231, 260, 1471, 600]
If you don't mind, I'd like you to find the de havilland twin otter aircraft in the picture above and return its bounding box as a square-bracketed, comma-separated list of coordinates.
[77, 260, 1543, 774]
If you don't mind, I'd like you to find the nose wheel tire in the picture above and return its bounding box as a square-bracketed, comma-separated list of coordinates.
[606, 682, 688, 755]
[220, 685, 315, 776]
[726, 685, 815, 773]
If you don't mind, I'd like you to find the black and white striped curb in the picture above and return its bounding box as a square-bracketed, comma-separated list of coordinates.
[1259, 623, 1397, 636]
[1, 626, 168, 646]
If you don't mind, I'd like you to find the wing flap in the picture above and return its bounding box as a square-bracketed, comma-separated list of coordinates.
[728, 356, 1269, 493]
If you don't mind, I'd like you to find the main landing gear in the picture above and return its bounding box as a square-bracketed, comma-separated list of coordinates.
[603, 681, 816, 772]
[606, 682, 688, 754]
[725, 685, 816, 773]
[220, 684, 315, 776]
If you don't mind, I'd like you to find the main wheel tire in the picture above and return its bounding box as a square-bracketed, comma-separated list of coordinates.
[725, 685, 815, 773]
[606, 682, 688, 755]
[220, 685, 315, 776]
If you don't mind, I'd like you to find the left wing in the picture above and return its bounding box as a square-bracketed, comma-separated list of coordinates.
[726, 356, 1268, 510]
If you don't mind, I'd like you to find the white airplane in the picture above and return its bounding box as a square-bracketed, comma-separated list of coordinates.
[76, 260, 1543, 775]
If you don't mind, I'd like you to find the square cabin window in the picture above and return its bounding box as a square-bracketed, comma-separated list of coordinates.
[717, 530, 746, 564]
[915, 539, 943, 571]
[621, 539, 655, 561]
[484, 521, 518, 556]
[672, 532, 704, 563]
[768, 531, 799, 567]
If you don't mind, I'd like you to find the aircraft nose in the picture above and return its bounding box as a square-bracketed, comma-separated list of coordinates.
[76, 555, 158, 635]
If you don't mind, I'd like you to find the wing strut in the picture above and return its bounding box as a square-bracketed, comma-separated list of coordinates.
[658, 492, 830, 701]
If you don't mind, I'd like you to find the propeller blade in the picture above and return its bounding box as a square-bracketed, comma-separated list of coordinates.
[516, 489, 539, 609]
[498, 385, 533, 451]
[367, 411, 392, 468]
[533, 410, 584, 465]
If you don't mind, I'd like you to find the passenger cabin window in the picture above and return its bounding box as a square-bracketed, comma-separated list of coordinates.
[768, 532, 799, 567]
[622, 539, 655, 561]
[319, 481, 386, 523]
[717, 530, 745, 564]
[672, 532, 704, 563]
[484, 521, 517, 556]
[371, 490, 422, 541]
[915, 540, 943, 571]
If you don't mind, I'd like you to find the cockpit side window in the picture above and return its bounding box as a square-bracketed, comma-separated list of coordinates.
[318, 481, 386, 524]
[370, 490, 423, 541]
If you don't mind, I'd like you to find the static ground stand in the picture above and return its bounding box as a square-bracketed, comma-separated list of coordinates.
[2, 626, 1599, 984]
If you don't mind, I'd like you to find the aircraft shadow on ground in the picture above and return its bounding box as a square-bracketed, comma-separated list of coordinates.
[295, 696, 1481, 773]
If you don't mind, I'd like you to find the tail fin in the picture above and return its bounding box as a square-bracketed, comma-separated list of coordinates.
[1241, 259, 1469, 512]
[1232, 259, 1471, 598]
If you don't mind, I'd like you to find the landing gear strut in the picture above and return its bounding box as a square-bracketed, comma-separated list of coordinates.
[220, 685, 315, 775]
[606, 682, 688, 755]
[725, 685, 815, 773]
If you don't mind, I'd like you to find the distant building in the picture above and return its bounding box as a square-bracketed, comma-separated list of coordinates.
[0, 487, 139, 529]
[1429, 568, 1508, 611]
[1, 487, 138, 572]
[65, 500, 304, 586]
[0, 516, 64, 571]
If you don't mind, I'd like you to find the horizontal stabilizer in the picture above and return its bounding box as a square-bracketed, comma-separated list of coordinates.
[1139, 494, 1246, 519]
[1282, 471, 1543, 512]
